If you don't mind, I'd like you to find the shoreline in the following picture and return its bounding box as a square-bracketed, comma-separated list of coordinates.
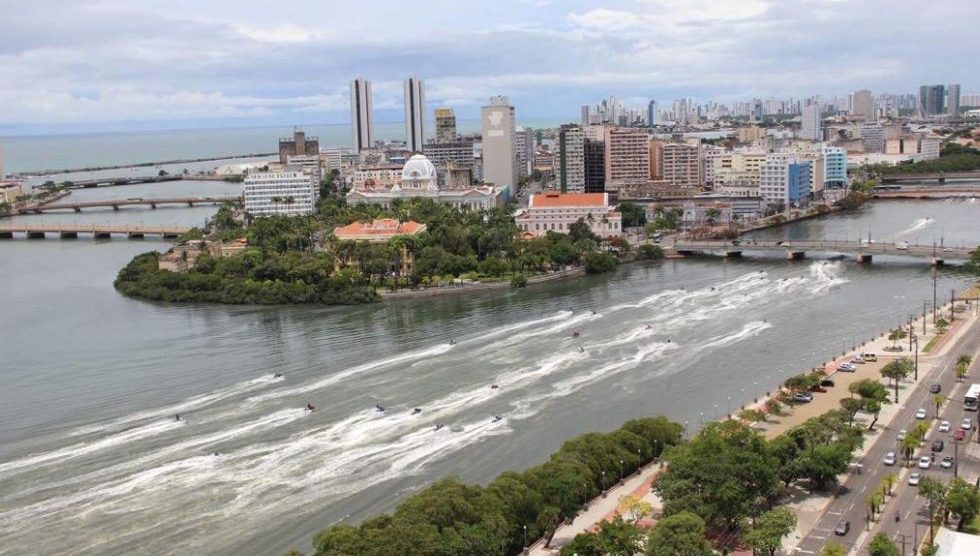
[377, 267, 586, 300]
[10, 152, 277, 177]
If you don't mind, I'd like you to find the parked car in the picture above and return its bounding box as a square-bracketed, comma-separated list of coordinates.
[851, 356, 865, 364]
[931, 439, 944, 453]
[962, 418, 973, 431]
[943, 247, 954, 253]
[909, 472, 922, 486]
[939, 420, 951, 433]
[955, 429, 966, 441]
[839, 363, 857, 373]
[897, 241, 910, 250]
[834, 521, 850, 536]
[863, 353, 878, 362]
[918, 456, 932, 469]
[792, 392, 813, 403]
[941, 455, 954, 469]
[916, 408, 928, 419]
[821, 379, 835, 387]
[810, 384, 828, 393]
[930, 384, 942, 394]
[883, 451, 896, 466]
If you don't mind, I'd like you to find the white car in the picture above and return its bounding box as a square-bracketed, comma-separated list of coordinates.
[939, 420, 951, 433]
[883, 452, 897, 466]
[941, 456, 954, 469]
[962, 418, 973, 431]
[909, 472, 922, 486]
[897, 429, 908, 441]
[851, 356, 865, 364]
[897, 241, 910, 250]
[915, 409, 927, 420]
[918, 456, 932, 469]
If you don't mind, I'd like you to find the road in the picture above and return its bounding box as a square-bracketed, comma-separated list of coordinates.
[793, 314, 980, 555]
[853, 336, 980, 554]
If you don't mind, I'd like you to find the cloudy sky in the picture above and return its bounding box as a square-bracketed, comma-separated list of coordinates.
[0, 0, 975, 134]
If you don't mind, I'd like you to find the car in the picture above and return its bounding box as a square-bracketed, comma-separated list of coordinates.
[943, 247, 953, 253]
[930, 384, 942, 394]
[834, 521, 850, 536]
[850, 355, 865, 364]
[955, 429, 966, 441]
[941, 455, 954, 469]
[939, 420, 951, 433]
[838, 363, 857, 373]
[821, 379, 835, 387]
[897, 429, 908, 441]
[810, 384, 828, 393]
[792, 392, 813, 403]
[897, 241, 910, 250]
[931, 439, 944, 452]
[919, 456, 932, 469]
[862, 353, 878, 362]
[883, 452, 897, 466]
[916, 409, 928, 419]
[909, 472, 922, 486]
[962, 418, 973, 431]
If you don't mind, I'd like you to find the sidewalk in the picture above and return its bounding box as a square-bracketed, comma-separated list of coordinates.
[527, 461, 664, 555]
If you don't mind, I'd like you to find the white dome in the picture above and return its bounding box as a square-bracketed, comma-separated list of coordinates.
[401, 154, 437, 181]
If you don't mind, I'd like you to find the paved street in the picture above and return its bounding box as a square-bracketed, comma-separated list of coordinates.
[792, 311, 980, 555]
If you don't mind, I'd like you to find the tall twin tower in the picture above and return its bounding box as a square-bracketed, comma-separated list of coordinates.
[349, 77, 426, 153]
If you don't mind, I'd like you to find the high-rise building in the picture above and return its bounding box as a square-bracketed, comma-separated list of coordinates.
[278, 130, 320, 165]
[647, 100, 658, 127]
[800, 103, 822, 141]
[480, 96, 517, 189]
[581, 105, 590, 126]
[244, 167, 318, 215]
[604, 128, 650, 189]
[423, 141, 475, 170]
[660, 143, 702, 188]
[860, 123, 884, 153]
[760, 154, 812, 208]
[556, 125, 586, 193]
[350, 78, 374, 153]
[919, 85, 945, 117]
[947, 84, 961, 116]
[434, 108, 457, 143]
[584, 139, 605, 193]
[513, 127, 534, 180]
[821, 145, 847, 189]
[404, 77, 425, 152]
[852, 90, 876, 121]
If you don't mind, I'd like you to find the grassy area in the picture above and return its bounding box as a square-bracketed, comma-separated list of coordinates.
[923, 335, 941, 354]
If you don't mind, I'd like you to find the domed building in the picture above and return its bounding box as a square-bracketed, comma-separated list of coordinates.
[394, 154, 438, 191]
[347, 153, 504, 210]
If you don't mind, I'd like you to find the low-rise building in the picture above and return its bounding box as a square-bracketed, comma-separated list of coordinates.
[350, 165, 403, 190]
[279, 130, 319, 164]
[515, 192, 622, 237]
[760, 154, 812, 208]
[0, 180, 23, 204]
[332, 219, 426, 276]
[158, 238, 249, 272]
[243, 166, 318, 216]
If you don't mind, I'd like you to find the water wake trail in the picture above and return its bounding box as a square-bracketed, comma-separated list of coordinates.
[895, 217, 935, 237]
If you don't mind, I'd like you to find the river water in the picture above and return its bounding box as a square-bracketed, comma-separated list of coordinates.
[0, 185, 977, 555]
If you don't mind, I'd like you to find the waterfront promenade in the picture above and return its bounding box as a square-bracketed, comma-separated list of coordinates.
[525, 293, 979, 555]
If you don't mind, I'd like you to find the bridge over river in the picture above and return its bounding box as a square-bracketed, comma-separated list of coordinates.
[20, 196, 240, 214]
[0, 223, 191, 239]
[674, 239, 975, 265]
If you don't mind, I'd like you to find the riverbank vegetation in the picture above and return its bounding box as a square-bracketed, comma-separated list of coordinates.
[291, 409, 869, 556]
[114, 174, 642, 304]
[868, 143, 980, 175]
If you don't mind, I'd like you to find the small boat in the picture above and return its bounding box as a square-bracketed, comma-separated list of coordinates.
[412, 408, 422, 415]
[491, 415, 502, 423]
[434, 423, 445, 431]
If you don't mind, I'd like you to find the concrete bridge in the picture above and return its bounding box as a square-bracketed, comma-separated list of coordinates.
[674, 239, 975, 265]
[18, 196, 240, 214]
[880, 170, 980, 184]
[870, 186, 979, 199]
[0, 223, 191, 240]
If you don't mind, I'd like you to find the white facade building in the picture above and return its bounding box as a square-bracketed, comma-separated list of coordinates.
[515, 192, 622, 238]
[244, 167, 318, 216]
[760, 154, 812, 208]
[346, 154, 504, 210]
[481, 96, 517, 189]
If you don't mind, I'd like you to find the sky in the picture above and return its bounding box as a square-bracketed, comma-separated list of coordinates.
[0, 0, 976, 135]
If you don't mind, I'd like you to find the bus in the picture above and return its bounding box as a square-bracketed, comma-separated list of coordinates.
[965, 384, 980, 412]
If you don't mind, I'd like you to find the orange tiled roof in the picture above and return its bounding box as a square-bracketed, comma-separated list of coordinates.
[333, 219, 426, 241]
[530, 192, 607, 208]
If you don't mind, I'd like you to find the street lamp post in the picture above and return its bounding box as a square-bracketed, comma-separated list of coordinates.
[913, 336, 919, 381]
[522, 525, 528, 554]
[619, 459, 624, 484]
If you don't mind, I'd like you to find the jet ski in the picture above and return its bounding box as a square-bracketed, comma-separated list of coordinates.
[175, 414, 181, 422]
[572, 332, 581, 338]
[306, 402, 315, 412]
[412, 408, 422, 415]
[375, 404, 386, 413]
[273, 373, 283, 379]
[434, 423, 445, 431]
[645, 325, 652, 330]
[490, 384, 499, 389]
[579, 347, 585, 353]
[491, 415, 502, 423]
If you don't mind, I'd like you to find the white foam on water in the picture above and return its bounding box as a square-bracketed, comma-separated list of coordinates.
[808, 261, 847, 294]
[69, 374, 284, 437]
[0, 420, 184, 479]
[700, 321, 771, 350]
[247, 343, 453, 403]
[895, 217, 935, 237]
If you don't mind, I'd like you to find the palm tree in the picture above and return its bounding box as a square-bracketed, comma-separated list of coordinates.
[933, 394, 945, 419]
[882, 473, 898, 496]
[888, 328, 907, 349]
[936, 318, 949, 334]
[270, 196, 282, 213]
[284, 195, 295, 213]
[900, 434, 919, 466]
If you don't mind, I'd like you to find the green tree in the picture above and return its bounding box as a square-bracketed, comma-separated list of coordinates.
[560, 516, 644, 556]
[743, 507, 797, 556]
[887, 328, 907, 349]
[946, 478, 980, 531]
[616, 202, 647, 228]
[645, 511, 713, 556]
[868, 532, 900, 556]
[637, 244, 664, 260]
[839, 398, 863, 426]
[936, 318, 949, 334]
[584, 252, 617, 274]
[880, 358, 912, 402]
[933, 393, 945, 419]
[821, 542, 846, 556]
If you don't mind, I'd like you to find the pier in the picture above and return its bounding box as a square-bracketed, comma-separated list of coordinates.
[0, 224, 191, 240]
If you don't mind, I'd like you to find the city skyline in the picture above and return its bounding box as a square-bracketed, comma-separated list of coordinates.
[0, 0, 978, 134]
